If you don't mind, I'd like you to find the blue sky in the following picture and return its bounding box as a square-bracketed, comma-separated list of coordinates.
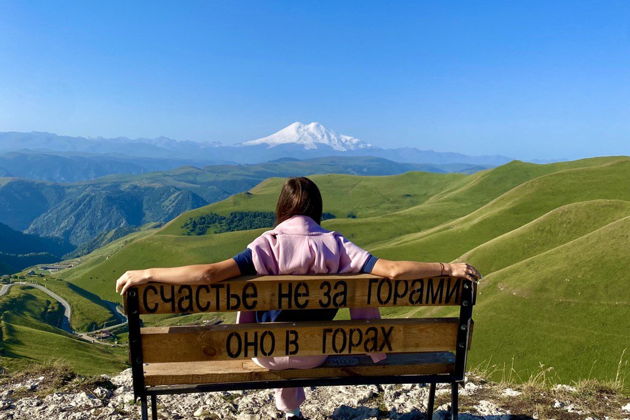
[1, 1, 629, 160]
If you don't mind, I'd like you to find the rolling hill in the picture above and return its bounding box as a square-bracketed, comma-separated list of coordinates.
[0, 156, 484, 254]
[2, 156, 629, 388]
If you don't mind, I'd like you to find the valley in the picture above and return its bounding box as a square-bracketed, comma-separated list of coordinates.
[0, 155, 483, 273]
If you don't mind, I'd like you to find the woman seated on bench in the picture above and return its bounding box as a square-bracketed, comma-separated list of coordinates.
[115, 177, 481, 420]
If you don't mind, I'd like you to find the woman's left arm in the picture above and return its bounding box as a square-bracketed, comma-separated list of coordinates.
[370, 259, 481, 282]
[115, 258, 241, 295]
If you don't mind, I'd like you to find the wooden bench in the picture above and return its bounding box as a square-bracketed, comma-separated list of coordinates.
[123, 274, 476, 420]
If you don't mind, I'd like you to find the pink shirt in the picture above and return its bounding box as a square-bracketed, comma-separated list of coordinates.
[247, 215, 371, 275]
[238, 214, 386, 362]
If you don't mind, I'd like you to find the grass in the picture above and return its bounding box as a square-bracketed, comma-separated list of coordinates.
[0, 285, 65, 332]
[8, 155, 629, 385]
[59, 222, 160, 285]
[459, 199, 630, 273]
[158, 171, 467, 235]
[465, 215, 630, 390]
[19, 275, 117, 331]
[0, 285, 126, 375]
[370, 158, 630, 261]
[68, 229, 264, 302]
[65, 158, 609, 300]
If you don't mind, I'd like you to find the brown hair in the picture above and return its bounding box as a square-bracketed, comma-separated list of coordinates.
[275, 177, 323, 225]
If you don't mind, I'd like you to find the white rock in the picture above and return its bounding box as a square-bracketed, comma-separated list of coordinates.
[465, 382, 479, 391]
[93, 387, 111, 399]
[460, 381, 480, 396]
[110, 368, 133, 387]
[4, 366, 628, 420]
[502, 388, 522, 397]
[563, 403, 583, 414]
[474, 400, 508, 415]
[16, 397, 42, 408]
[553, 384, 577, 392]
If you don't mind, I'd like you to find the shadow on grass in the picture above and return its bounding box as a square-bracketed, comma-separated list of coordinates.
[66, 283, 125, 327]
[0, 318, 31, 359]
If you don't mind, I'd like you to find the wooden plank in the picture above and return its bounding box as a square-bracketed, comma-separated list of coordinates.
[128, 274, 471, 315]
[144, 352, 455, 386]
[141, 318, 458, 362]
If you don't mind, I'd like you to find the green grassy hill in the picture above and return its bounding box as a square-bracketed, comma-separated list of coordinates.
[371, 158, 630, 260]
[0, 285, 126, 375]
[4, 156, 629, 388]
[468, 215, 630, 384]
[27, 277, 119, 331]
[460, 199, 630, 273]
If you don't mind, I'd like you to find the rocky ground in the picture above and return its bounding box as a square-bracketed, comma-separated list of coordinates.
[0, 366, 628, 420]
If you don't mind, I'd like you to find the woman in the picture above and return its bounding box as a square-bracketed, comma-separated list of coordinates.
[115, 177, 481, 420]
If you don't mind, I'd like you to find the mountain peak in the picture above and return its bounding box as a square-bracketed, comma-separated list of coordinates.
[242, 122, 371, 151]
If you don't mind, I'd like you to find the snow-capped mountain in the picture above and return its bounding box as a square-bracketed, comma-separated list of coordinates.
[242, 122, 372, 151]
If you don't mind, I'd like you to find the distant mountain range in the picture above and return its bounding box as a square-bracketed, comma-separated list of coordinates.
[0, 151, 219, 183]
[0, 123, 508, 273]
[0, 123, 511, 166]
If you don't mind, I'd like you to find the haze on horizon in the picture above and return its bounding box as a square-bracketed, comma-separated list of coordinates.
[1, 1, 630, 161]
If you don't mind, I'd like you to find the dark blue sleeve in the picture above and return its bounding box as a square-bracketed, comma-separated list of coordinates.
[360, 254, 379, 273]
[232, 248, 257, 275]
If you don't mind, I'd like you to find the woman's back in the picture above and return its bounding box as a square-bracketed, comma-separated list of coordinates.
[248, 215, 373, 275]
[236, 215, 378, 323]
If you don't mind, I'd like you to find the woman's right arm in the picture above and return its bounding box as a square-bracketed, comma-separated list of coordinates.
[115, 258, 241, 295]
[370, 259, 481, 283]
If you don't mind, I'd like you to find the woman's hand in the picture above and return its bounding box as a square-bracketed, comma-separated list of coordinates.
[115, 269, 151, 295]
[447, 263, 482, 283]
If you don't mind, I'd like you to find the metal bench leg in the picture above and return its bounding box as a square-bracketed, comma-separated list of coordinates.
[450, 382, 458, 420]
[426, 382, 436, 419]
[151, 394, 158, 420]
[140, 395, 149, 420]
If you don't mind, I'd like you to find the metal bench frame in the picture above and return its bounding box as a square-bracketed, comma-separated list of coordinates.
[125, 280, 475, 420]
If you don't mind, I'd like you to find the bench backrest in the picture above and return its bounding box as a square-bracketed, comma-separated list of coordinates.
[123, 274, 475, 396]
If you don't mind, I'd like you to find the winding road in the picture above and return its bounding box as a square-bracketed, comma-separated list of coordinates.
[0, 281, 126, 346]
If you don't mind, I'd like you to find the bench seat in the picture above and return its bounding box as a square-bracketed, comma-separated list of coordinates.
[144, 352, 455, 387]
